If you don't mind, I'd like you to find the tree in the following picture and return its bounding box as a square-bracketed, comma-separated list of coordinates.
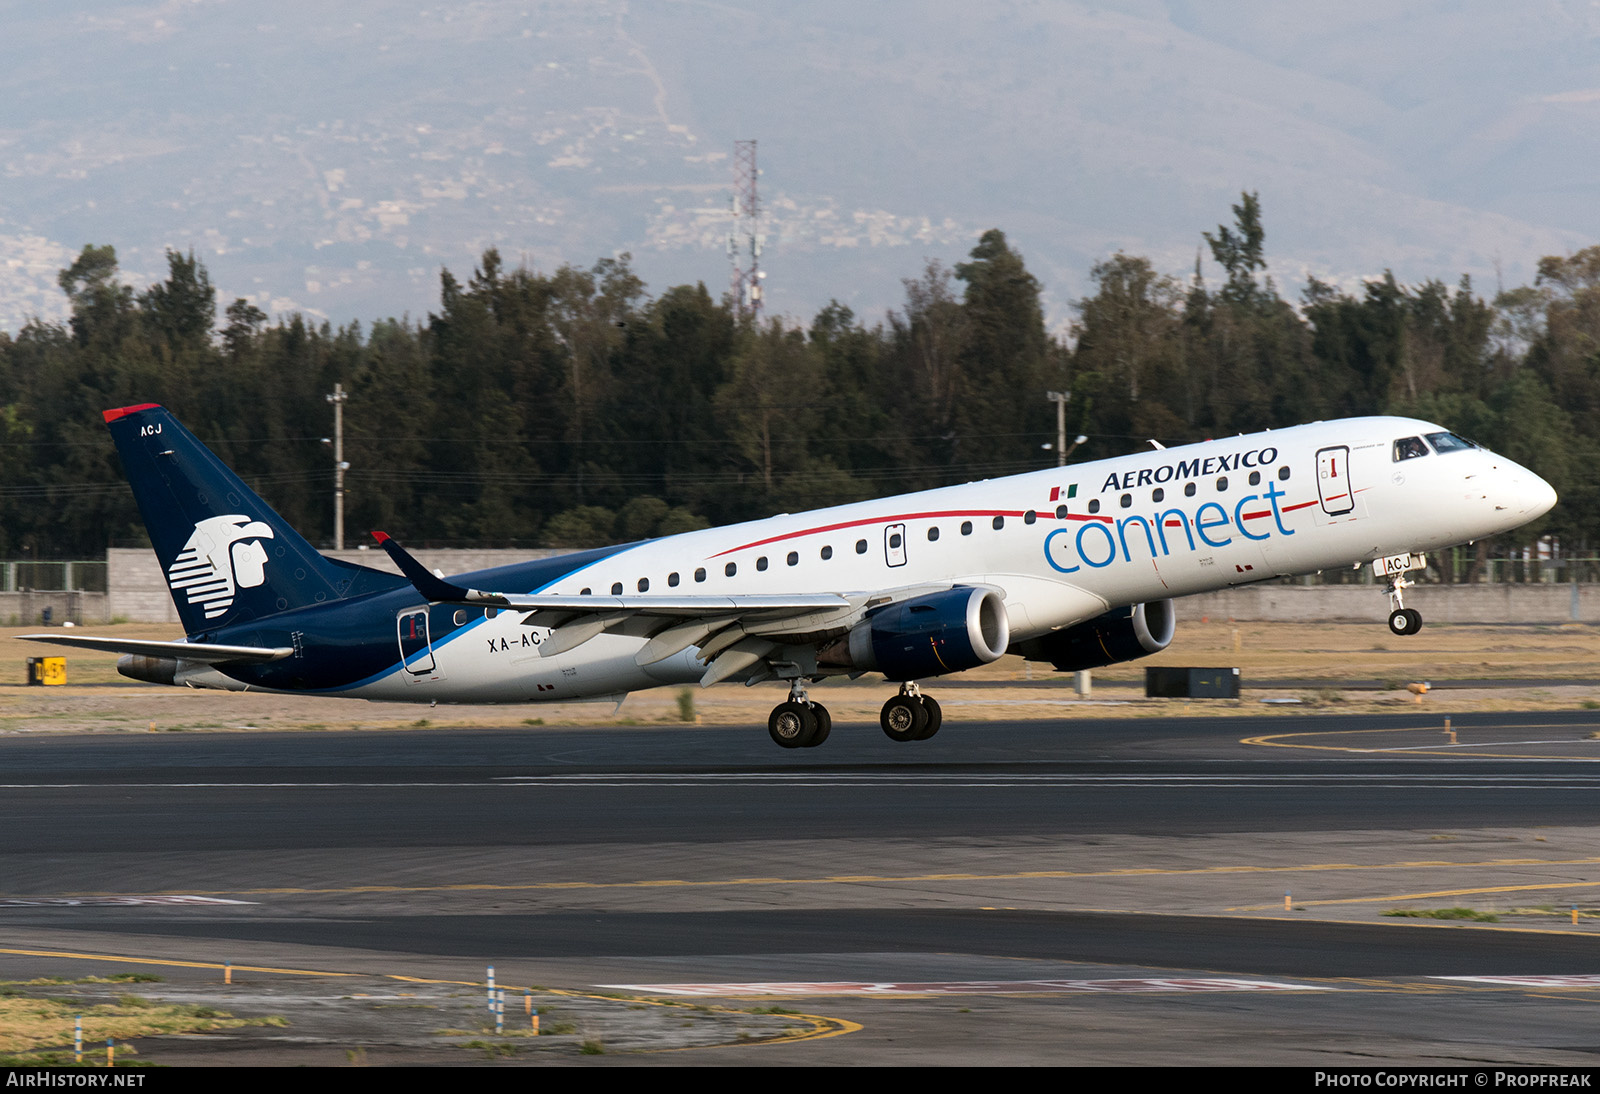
[1203, 192, 1268, 307]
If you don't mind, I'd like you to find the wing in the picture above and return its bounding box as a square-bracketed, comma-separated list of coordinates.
[15, 634, 293, 664]
[371, 532, 937, 686]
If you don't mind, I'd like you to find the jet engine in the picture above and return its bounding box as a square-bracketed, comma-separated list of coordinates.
[1014, 600, 1176, 672]
[828, 586, 1011, 681]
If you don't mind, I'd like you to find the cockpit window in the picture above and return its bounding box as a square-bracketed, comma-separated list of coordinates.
[1393, 436, 1429, 461]
[1425, 431, 1476, 454]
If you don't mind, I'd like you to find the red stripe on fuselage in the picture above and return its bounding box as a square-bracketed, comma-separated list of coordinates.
[709, 508, 1121, 557]
[710, 496, 1313, 558]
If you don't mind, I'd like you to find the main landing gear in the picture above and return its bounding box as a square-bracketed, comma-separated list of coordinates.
[767, 682, 831, 749]
[880, 682, 941, 743]
[765, 681, 944, 748]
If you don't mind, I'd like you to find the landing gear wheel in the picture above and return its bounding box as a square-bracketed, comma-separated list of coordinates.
[880, 695, 928, 743]
[1388, 608, 1423, 636]
[769, 701, 818, 749]
[916, 696, 942, 740]
[806, 704, 832, 747]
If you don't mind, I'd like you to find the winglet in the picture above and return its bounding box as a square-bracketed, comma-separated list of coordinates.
[371, 531, 488, 604]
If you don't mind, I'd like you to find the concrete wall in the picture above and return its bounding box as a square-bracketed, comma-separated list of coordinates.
[1, 590, 106, 626]
[1175, 582, 1592, 624]
[100, 546, 1600, 625]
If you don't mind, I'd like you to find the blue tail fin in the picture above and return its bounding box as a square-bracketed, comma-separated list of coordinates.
[103, 403, 390, 635]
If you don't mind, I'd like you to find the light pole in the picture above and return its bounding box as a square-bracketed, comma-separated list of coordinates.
[1046, 391, 1070, 467]
[325, 384, 349, 550]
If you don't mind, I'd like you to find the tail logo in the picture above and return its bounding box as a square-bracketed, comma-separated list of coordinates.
[166, 515, 276, 620]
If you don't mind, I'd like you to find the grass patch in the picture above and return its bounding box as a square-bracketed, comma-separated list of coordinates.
[0, 993, 288, 1055]
[463, 1039, 519, 1058]
[1383, 906, 1500, 922]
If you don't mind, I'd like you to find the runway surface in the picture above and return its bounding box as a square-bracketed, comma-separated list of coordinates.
[5, 709, 1600, 1064]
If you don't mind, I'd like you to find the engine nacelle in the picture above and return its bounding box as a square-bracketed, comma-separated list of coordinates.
[1015, 599, 1176, 672]
[836, 586, 1010, 681]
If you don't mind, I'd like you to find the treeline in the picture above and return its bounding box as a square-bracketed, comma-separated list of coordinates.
[0, 196, 1588, 562]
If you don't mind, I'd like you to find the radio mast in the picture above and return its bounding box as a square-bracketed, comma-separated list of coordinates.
[728, 139, 763, 317]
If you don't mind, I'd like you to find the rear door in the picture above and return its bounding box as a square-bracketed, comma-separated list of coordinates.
[397, 608, 436, 676]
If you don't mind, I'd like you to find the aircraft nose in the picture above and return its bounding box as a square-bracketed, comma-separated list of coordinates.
[1520, 471, 1558, 518]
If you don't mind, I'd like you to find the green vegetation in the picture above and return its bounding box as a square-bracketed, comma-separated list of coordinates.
[1384, 907, 1501, 921]
[0, 201, 1578, 564]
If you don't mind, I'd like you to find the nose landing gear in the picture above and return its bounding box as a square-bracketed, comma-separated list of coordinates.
[1375, 553, 1425, 635]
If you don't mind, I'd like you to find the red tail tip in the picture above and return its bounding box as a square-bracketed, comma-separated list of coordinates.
[371, 531, 390, 544]
[102, 403, 162, 423]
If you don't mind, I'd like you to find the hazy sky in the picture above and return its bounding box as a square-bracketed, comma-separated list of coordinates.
[2, 1, 1597, 333]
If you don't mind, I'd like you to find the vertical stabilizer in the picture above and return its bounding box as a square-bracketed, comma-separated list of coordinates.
[103, 404, 356, 635]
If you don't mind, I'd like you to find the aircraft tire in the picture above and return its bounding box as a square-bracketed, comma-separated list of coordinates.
[880, 695, 928, 742]
[805, 704, 832, 747]
[769, 701, 818, 748]
[916, 696, 942, 740]
[1388, 609, 1421, 636]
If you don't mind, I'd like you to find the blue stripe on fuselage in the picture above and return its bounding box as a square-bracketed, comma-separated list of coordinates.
[206, 543, 634, 693]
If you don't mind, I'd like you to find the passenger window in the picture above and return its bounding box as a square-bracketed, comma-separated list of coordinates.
[1393, 436, 1429, 461]
[668, 572, 680, 587]
[961, 521, 973, 535]
[992, 515, 1005, 530]
[1024, 510, 1037, 524]
[1152, 488, 1163, 503]
[1087, 499, 1100, 514]
[821, 545, 833, 559]
[637, 578, 649, 592]
[1278, 466, 1290, 481]
[725, 562, 737, 577]
[1184, 482, 1196, 497]
[1248, 471, 1260, 486]
[611, 582, 623, 595]
[1119, 494, 1131, 509]
[1055, 505, 1068, 519]
[889, 532, 902, 548]
[856, 539, 868, 554]
[694, 568, 706, 583]
[580, 588, 591, 596]
[928, 527, 940, 541]
[1216, 476, 1228, 492]
[787, 551, 798, 566]
[756, 556, 768, 571]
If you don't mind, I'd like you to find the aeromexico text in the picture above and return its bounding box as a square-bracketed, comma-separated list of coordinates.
[1097, 446, 1278, 493]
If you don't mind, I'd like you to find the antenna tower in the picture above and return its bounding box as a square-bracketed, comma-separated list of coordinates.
[728, 139, 763, 316]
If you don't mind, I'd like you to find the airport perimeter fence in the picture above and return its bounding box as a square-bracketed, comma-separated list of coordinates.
[2, 551, 1598, 627]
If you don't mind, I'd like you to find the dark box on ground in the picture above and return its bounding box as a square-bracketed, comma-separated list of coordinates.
[1145, 666, 1239, 698]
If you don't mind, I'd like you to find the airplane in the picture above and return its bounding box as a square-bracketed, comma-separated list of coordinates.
[20, 404, 1557, 749]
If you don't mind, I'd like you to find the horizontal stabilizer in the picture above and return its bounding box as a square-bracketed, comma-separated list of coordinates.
[16, 634, 293, 664]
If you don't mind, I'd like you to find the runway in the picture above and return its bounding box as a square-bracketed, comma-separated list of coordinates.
[4, 710, 1600, 1064]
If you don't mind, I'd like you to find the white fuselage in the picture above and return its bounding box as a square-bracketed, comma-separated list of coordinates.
[198, 416, 1552, 704]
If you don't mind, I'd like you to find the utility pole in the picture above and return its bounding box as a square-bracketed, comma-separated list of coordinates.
[1046, 391, 1070, 467]
[325, 384, 349, 550]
